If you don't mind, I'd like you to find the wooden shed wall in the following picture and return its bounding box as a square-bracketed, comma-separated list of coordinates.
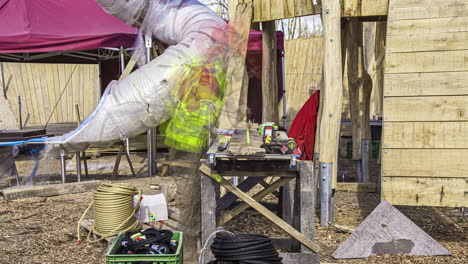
[3, 63, 100, 125]
[381, 0, 468, 207]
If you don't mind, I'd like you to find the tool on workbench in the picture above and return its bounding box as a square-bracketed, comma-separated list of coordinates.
[258, 122, 278, 137]
[217, 134, 232, 151]
[261, 137, 299, 155]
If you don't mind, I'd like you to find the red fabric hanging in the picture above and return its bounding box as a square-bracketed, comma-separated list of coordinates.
[288, 90, 320, 161]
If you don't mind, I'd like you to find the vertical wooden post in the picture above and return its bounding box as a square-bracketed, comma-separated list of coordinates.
[345, 20, 373, 182]
[218, 1, 252, 129]
[261, 20, 279, 124]
[295, 161, 316, 253]
[319, 0, 343, 224]
[200, 170, 217, 261]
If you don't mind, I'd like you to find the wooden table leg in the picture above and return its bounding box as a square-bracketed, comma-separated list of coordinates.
[296, 161, 316, 253]
[281, 181, 294, 226]
[200, 171, 217, 246]
[200, 164, 321, 253]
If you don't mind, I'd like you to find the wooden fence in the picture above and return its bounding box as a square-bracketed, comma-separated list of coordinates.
[3, 63, 100, 125]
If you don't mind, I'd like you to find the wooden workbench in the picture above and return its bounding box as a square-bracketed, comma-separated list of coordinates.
[200, 129, 320, 261]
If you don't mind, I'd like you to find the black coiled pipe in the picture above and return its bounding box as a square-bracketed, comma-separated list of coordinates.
[210, 234, 283, 264]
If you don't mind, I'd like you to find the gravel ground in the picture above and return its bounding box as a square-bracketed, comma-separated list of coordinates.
[1, 178, 466, 264]
[226, 191, 468, 264]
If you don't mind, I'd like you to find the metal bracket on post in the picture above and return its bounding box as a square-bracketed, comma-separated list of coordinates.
[290, 155, 297, 168]
[76, 152, 81, 182]
[208, 154, 216, 167]
[361, 139, 370, 183]
[320, 162, 332, 226]
[60, 149, 66, 184]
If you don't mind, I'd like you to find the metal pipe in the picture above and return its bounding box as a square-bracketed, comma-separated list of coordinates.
[18, 96, 22, 130]
[320, 162, 332, 226]
[125, 137, 130, 157]
[120, 46, 125, 74]
[76, 152, 81, 182]
[281, 50, 287, 131]
[145, 35, 157, 176]
[329, 189, 335, 223]
[1, 62, 6, 98]
[60, 149, 66, 183]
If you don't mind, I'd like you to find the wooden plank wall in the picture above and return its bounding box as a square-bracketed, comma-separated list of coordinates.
[251, 0, 389, 22]
[279, 36, 380, 127]
[382, 0, 468, 207]
[3, 63, 100, 125]
[279, 37, 324, 128]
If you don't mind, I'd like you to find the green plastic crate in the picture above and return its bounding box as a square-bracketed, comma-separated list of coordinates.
[106, 231, 183, 264]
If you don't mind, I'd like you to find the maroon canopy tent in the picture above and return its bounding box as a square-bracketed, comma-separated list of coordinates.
[0, 0, 284, 123]
[0, 0, 137, 53]
[0, 0, 283, 54]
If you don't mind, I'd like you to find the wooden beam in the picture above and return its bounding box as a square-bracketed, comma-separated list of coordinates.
[216, 176, 264, 213]
[278, 252, 320, 264]
[1, 180, 101, 200]
[345, 20, 372, 160]
[382, 177, 467, 207]
[261, 20, 279, 124]
[218, 1, 252, 129]
[336, 182, 377, 193]
[367, 21, 386, 119]
[319, 0, 344, 189]
[217, 177, 292, 225]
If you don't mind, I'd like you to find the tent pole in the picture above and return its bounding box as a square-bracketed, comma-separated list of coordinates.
[145, 36, 157, 176]
[1, 62, 6, 98]
[281, 50, 287, 131]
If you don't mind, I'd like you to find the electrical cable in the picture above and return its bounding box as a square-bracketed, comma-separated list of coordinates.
[210, 233, 283, 264]
[77, 183, 143, 243]
[198, 230, 235, 264]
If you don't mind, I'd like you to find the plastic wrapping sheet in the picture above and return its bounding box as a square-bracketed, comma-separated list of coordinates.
[46, 0, 228, 154]
[0, 147, 18, 185]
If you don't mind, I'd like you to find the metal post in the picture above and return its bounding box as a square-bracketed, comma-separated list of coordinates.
[60, 150, 66, 184]
[361, 139, 370, 183]
[145, 35, 157, 176]
[281, 50, 287, 131]
[320, 162, 332, 226]
[120, 46, 125, 75]
[356, 160, 363, 182]
[233, 176, 239, 186]
[125, 137, 130, 157]
[76, 152, 81, 182]
[329, 189, 335, 223]
[1, 62, 6, 98]
[18, 96, 22, 129]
